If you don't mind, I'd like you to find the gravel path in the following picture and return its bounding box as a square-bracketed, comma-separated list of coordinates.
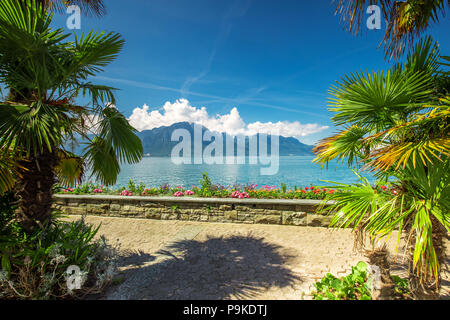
[64, 215, 449, 300]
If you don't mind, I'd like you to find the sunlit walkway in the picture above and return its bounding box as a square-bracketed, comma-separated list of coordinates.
[64, 215, 449, 300]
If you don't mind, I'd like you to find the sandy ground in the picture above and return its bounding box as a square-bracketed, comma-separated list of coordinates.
[63, 215, 449, 300]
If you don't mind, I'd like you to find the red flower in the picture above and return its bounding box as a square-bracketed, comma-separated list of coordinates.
[305, 187, 309, 190]
[381, 185, 387, 190]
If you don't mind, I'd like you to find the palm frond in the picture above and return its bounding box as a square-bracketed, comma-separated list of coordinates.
[0, 102, 71, 156]
[313, 125, 369, 168]
[82, 136, 120, 186]
[54, 149, 84, 187]
[38, 0, 106, 17]
[329, 69, 432, 128]
[319, 170, 383, 230]
[97, 106, 143, 164]
[333, 0, 448, 59]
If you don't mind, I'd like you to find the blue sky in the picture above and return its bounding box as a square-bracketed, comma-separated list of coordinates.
[50, 0, 450, 145]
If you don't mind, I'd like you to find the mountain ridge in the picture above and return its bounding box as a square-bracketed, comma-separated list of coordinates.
[136, 122, 314, 157]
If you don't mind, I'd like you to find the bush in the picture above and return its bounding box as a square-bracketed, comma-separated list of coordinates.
[0, 191, 16, 234]
[127, 179, 146, 195]
[200, 172, 212, 194]
[0, 215, 119, 299]
[311, 261, 372, 300]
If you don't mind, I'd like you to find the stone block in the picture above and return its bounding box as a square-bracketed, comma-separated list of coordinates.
[161, 213, 178, 220]
[254, 214, 281, 225]
[224, 210, 237, 221]
[282, 212, 307, 226]
[110, 204, 121, 211]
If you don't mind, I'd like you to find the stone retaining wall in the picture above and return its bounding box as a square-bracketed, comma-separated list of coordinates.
[53, 194, 335, 227]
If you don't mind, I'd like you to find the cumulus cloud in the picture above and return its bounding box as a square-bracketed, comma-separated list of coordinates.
[128, 99, 328, 139]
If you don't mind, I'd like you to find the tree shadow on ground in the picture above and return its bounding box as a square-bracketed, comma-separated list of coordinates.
[111, 233, 302, 300]
[116, 249, 156, 268]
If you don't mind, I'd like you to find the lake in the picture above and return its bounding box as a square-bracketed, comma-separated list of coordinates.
[94, 156, 373, 189]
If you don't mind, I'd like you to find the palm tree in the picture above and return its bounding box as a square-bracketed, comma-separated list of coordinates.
[313, 37, 449, 297]
[0, 0, 143, 233]
[333, 0, 449, 59]
[37, 0, 106, 17]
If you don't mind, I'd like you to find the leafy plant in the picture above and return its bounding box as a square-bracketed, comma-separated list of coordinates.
[0, 215, 119, 299]
[200, 172, 212, 194]
[334, 0, 449, 59]
[312, 261, 372, 300]
[0, 191, 16, 234]
[127, 179, 146, 195]
[314, 37, 450, 291]
[392, 275, 412, 299]
[0, 0, 143, 233]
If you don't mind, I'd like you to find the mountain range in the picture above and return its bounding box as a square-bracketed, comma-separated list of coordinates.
[136, 122, 314, 157]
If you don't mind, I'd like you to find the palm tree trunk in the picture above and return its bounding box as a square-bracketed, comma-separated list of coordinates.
[408, 216, 446, 299]
[14, 146, 58, 233]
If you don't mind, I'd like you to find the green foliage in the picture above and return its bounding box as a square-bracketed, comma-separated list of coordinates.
[0, 191, 16, 233]
[200, 172, 212, 194]
[312, 262, 372, 300]
[57, 175, 339, 200]
[0, 215, 118, 299]
[0, 0, 143, 194]
[127, 179, 146, 195]
[314, 37, 450, 284]
[392, 275, 412, 298]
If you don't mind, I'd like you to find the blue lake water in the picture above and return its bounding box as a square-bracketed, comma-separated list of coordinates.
[91, 156, 374, 189]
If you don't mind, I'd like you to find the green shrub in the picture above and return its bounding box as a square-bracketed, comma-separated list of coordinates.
[311, 261, 372, 300]
[200, 172, 212, 194]
[0, 191, 16, 234]
[127, 179, 146, 195]
[392, 275, 412, 299]
[0, 215, 119, 299]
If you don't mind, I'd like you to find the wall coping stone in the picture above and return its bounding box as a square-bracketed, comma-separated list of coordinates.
[54, 194, 334, 206]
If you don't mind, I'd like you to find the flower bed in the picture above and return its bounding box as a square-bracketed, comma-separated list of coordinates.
[57, 180, 336, 200]
[57, 172, 396, 201]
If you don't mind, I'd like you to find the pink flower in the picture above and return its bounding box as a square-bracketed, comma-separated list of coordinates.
[184, 190, 194, 195]
[392, 190, 398, 195]
[173, 191, 184, 197]
[64, 188, 74, 193]
[231, 191, 241, 198]
[93, 188, 103, 193]
[121, 190, 132, 196]
[231, 191, 249, 199]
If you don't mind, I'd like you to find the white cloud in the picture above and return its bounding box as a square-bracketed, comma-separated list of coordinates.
[128, 99, 328, 140]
